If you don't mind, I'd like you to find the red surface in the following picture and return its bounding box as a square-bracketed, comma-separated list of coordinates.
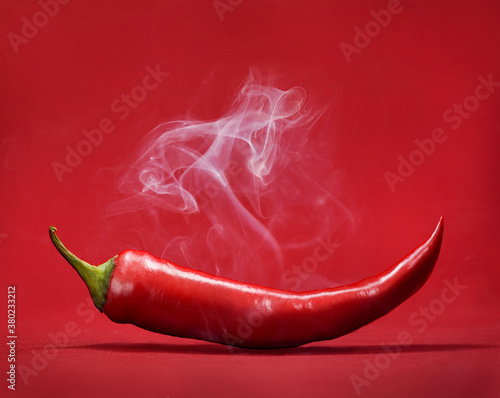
[1, 0, 499, 397]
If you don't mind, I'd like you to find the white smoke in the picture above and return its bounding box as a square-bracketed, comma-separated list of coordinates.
[103, 70, 353, 287]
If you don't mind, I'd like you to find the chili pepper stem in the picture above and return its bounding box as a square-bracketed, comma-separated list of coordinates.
[49, 226, 115, 312]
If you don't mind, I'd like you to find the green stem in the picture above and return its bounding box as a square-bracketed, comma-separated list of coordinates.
[49, 226, 115, 312]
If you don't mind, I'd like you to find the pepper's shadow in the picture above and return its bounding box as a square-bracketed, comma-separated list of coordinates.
[72, 342, 497, 356]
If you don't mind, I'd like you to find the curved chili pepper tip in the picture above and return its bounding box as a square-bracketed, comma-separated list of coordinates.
[437, 216, 443, 237]
[427, 216, 443, 248]
[49, 226, 115, 311]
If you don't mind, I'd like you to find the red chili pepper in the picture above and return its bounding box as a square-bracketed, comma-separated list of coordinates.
[49, 218, 443, 348]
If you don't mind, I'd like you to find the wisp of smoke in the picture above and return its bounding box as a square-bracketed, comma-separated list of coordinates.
[104, 71, 352, 287]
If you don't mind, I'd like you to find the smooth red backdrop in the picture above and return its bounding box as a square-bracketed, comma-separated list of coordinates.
[1, 1, 499, 397]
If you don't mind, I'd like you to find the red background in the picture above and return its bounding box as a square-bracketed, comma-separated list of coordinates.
[1, 0, 499, 397]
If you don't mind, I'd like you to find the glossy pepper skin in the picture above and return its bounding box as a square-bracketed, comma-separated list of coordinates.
[50, 217, 443, 349]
